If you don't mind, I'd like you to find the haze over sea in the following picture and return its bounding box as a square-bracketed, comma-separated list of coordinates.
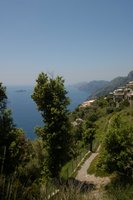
[7, 86, 89, 139]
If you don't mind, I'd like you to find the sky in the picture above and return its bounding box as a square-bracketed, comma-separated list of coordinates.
[0, 0, 133, 86]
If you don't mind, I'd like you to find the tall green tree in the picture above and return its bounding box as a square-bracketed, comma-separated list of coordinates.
[32, 73, 72, 178]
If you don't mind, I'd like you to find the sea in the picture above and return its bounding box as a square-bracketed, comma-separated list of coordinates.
[7, 85, 89, 139]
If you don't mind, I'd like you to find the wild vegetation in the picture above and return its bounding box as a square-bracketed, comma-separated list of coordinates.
[0, 72, 133, 199]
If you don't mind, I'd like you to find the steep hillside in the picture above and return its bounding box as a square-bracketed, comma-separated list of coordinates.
[75, 80, 109, 94]
[89, 71, 133, 98]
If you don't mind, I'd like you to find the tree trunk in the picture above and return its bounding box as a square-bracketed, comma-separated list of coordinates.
[90, 141, 93, 152]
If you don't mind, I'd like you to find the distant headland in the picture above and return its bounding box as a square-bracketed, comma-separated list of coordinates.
[15, 89, 27, 93]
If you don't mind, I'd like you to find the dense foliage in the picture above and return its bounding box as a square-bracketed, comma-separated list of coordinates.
[98, 115, 133, 178]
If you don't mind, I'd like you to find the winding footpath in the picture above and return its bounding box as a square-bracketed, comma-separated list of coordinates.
[76, 145, 110, 190]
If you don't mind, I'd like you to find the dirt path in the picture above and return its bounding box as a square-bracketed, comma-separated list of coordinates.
[76, 145, 110, 190]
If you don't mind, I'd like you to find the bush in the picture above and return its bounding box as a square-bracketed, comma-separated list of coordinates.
[98, 116, 133, 179]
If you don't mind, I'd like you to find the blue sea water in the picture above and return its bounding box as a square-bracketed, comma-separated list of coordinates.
[7, 86, 89, 139]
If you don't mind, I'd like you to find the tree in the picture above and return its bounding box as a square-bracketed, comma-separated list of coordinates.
[83, 113, 97, 151]
[98, 115, 133, 178]
[83, 128, 96, 151]
[0, 83, 7, 109]
[32, 73, 72, 178]
[0, 83, 16, 174]
[83, 120, 96, 151]
[0, 83, 29, 175]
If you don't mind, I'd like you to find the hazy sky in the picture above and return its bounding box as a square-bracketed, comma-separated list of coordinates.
[0, 0, 133, 85]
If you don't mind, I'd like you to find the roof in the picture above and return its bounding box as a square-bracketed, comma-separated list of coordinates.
[80, 99, 96, 108]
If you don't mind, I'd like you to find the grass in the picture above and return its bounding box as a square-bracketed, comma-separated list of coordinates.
[103, 182, 133, 200]
[87, 154, 110, 177]
[44, 179, 133, 200]
[1, 174, 133, 200]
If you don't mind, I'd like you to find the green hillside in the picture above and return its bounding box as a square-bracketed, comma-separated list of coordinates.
[70, 94, 133, 199]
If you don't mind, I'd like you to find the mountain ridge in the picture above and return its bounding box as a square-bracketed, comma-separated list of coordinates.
[75, 71, 133, 99]
[74, 80, 109, 94]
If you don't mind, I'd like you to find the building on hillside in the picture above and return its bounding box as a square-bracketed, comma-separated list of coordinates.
[126, 81, 133, 89]
[113, 81, 133, 106]
[113, 88, 125, 102]
[80, 99, 96, 108]
[124, 87, 132, 94]
[126, 91, 133, 106]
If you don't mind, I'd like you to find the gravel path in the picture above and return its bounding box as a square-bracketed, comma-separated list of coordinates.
[76, 151, 99, 181]
[76, 145, 110, 189]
